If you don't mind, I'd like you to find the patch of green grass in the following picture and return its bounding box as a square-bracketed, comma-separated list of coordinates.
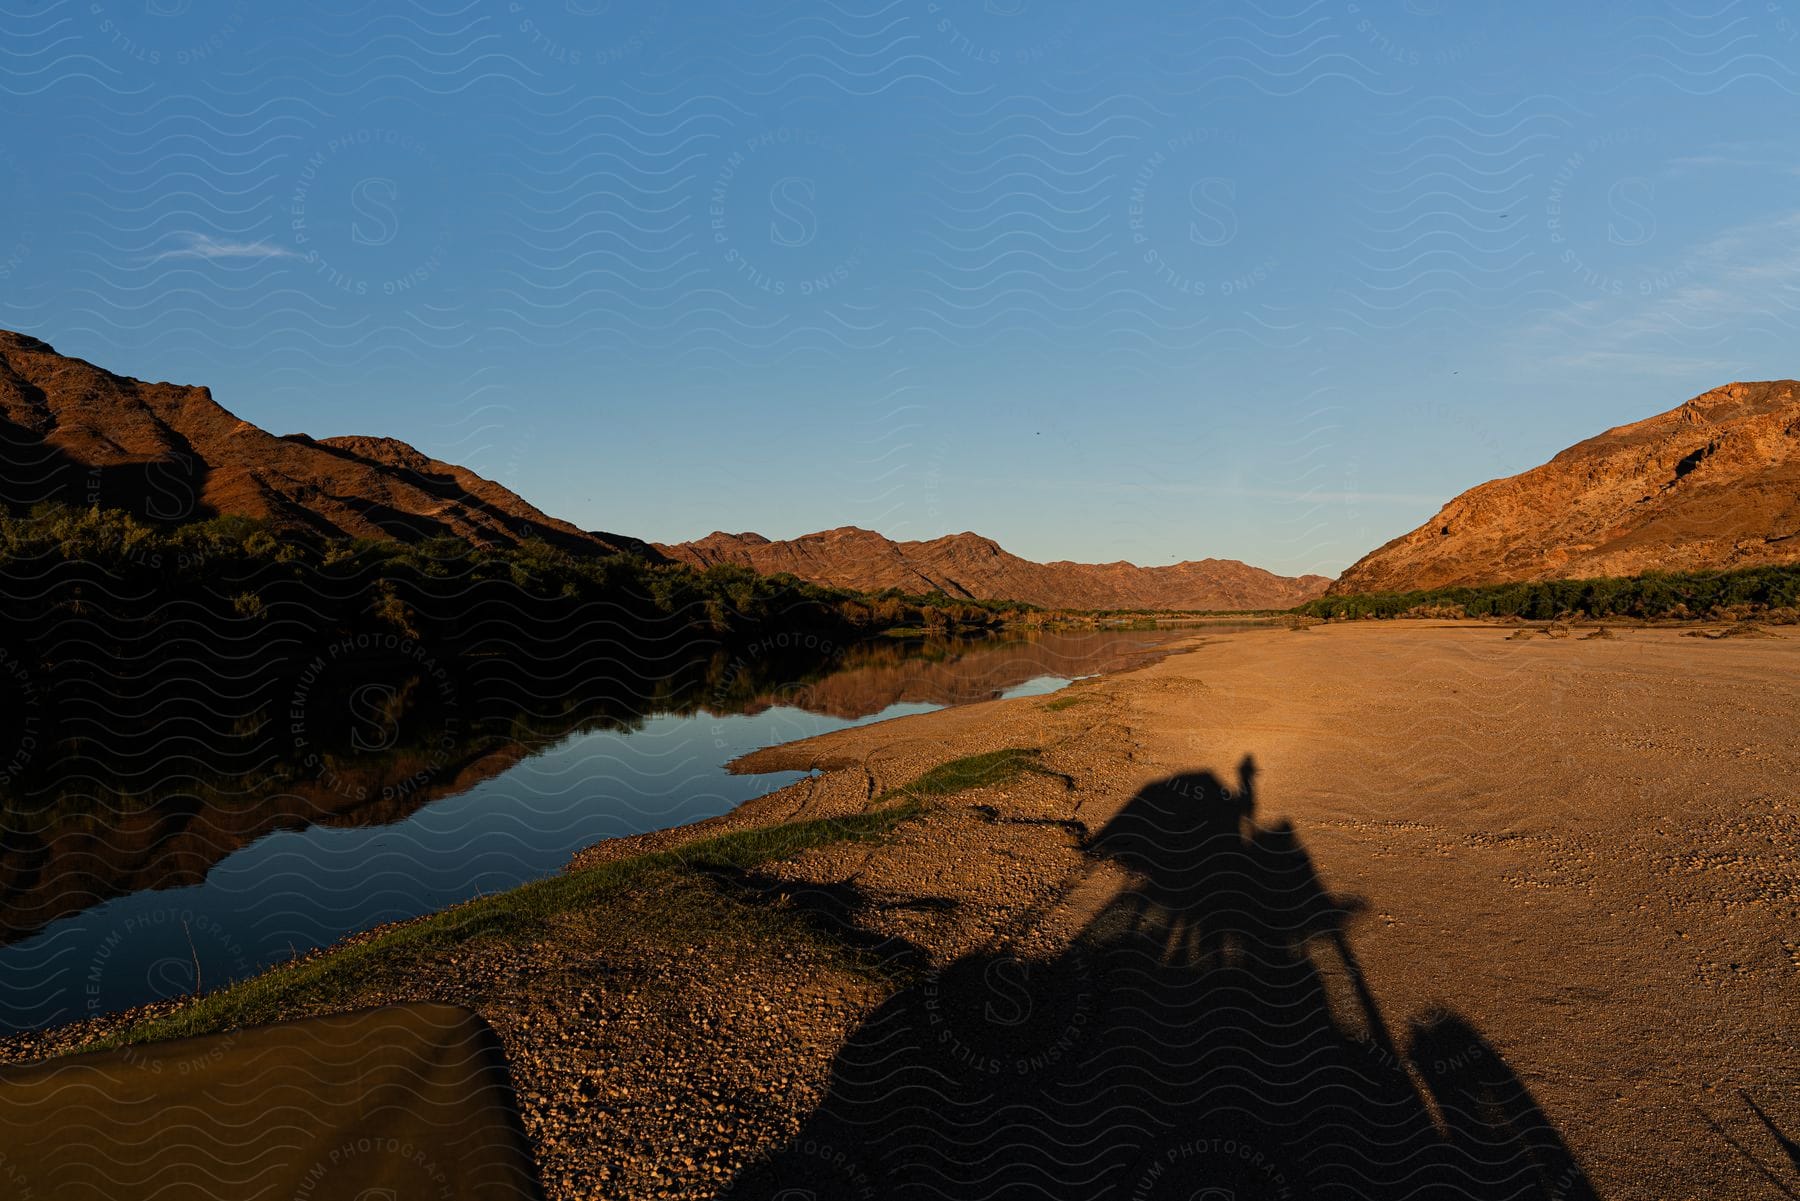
[885, 748, 1047, 801]
[85, 801, 922, 1052]
[1042, 693, 1089, 712]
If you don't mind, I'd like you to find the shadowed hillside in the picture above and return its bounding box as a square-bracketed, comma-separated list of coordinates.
[0, 330, 651, 556]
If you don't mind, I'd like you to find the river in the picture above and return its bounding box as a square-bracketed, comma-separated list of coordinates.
[0, 627, 1211, 1030]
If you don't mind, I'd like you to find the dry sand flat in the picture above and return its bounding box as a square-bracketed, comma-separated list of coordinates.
[732, 620, 1800, 1200]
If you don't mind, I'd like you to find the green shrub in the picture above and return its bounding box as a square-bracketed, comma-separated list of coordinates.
[1298, 565, 1800, 622]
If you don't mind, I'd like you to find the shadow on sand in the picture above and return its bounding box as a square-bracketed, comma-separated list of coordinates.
[722, 758, 1600, 1201]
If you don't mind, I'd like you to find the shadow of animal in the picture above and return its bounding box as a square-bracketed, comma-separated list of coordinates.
[723, 757, 1600, 1200]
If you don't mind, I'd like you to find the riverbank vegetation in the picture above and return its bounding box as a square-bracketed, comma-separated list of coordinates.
[0, 504, 1022, 792]
[1296, 565, 1800, 622]
[0, 503, 1023, 638]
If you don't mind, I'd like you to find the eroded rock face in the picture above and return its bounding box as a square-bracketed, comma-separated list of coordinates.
[1331, 381, 1800, 594]
[659, 526, 1330, 611]
[0, 330, 651, 556]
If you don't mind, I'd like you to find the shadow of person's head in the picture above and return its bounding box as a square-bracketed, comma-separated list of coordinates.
[1088, 768, 1253, 872]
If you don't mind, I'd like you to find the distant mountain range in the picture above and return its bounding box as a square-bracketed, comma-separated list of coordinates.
[659, 527, 1331, 611]
[7, 331, 1794, 609]
[1333, 380, 1800, 594]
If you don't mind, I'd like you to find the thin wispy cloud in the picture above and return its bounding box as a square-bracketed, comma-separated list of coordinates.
[1529, 209, 1800, 368]
[145, 233, 298, 263]
[1546, 349, 1735, 376]
[1089, 480, 1446, 505]
[1666, 155, 1791, 173]
[1664, 142, 1799, 174]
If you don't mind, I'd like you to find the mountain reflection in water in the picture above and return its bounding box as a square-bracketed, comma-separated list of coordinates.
[0, 627, 1201, 1030]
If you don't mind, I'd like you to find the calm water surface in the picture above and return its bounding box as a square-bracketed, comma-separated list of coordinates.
[0, 628, 1215, 1030]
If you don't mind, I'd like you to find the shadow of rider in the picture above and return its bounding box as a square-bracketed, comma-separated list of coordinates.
[723, 757, 1600, 1201]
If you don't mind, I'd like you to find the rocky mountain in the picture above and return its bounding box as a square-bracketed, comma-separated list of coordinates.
[0, 329, 649, 555]
[1332, 380, 1800, 594]
[659, 526, 1330, 611]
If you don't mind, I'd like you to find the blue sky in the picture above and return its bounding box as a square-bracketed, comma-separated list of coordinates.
[3, 0, 1797, 574]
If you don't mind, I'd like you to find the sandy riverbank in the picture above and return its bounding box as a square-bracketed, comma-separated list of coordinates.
[721, 618, 1800, 1198]
[6, 620, 1794, 1199]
